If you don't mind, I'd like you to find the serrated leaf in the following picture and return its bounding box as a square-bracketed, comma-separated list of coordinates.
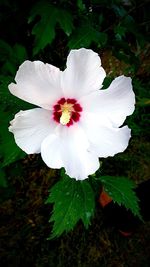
[29, 1, 74, 55]
[68, 22, 107, 49]
[99, 176, 142, 219]
[57, 9, 74, 36]
[46, 174, 95, 239]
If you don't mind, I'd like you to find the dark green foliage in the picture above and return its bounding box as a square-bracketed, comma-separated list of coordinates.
[29, 1, 74, 55]
[46, 171, 142, 238]
[0, 40, 28, 75]
[0, 41, 33, 167]
[0, 39, 33, 167]
[127, 79, 150, 138]
[46, 172, 95, 238]
[0, 168, 7, 187]
[68, 21, 107, 49]
[99, 176, 142, 219]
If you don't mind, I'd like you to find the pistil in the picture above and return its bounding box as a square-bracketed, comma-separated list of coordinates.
[53, 98, 82, 127]
[60, 110, 71, 125]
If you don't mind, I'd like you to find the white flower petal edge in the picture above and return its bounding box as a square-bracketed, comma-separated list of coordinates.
[80, 76, 135, 127]
[9, 108, 55, 154]
[9, 61, 62, 110]
[61, 48, 106, 98]
[80, 112, 131, 157]
[41, 125, 100, 180]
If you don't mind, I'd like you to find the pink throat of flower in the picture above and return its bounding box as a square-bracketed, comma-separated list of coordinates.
[53, 98, 82, 127]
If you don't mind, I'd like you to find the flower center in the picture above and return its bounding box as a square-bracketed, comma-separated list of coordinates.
[60, 103, 73, 125]
[53, 98, 82, 127]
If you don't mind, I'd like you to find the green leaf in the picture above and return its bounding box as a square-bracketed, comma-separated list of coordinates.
[0, 111, 25, 167]
[68, 22, 107, 49]
[112, 5, 127, 17]
[0, 39, 12, 62]
[99, 176, 142, 219]
[58, 9, 74, 36]
[46, 174, 95, 239]
[114, 25, 126, 40]
[0, 40, 28, 75]
[0, 75, 13, 105]
[12, 44, 28, 65]
[77, 0, 86, 11]
[29, 1, 74, 55]
[102, 76, 113, 89]
[137, 97, 150, 107]
[0, 168, 8, 187]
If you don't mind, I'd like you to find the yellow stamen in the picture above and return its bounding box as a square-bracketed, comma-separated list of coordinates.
[60, 110, 71, 125]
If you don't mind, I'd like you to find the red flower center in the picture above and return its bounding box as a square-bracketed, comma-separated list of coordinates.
[53, 98, 82, 127]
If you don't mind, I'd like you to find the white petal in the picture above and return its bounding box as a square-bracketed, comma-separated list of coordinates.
[61, 48, 106, 98]
[9, 61, 62, 109]
[9, 108, 55, 154]
[40, 134, 64, 169]
[80, 113, 131, 157]
[80, 75, 135, 127]
[41, 125, 100, 180]
[91, 126, 131, 158]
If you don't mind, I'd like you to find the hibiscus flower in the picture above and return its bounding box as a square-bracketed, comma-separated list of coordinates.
[8, 48, 135, 180]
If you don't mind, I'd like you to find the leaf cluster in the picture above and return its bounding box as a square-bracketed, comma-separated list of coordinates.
[45, 171, 142, 238]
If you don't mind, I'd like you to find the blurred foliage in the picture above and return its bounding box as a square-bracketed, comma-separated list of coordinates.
[0, 0, 149, 237]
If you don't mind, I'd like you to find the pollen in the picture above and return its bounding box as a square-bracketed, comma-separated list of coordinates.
[53, 98, 82, 127]
[60, 110, 71, 125]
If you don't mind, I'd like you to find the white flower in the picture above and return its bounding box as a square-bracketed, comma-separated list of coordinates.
[8, 48, 135, 180]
